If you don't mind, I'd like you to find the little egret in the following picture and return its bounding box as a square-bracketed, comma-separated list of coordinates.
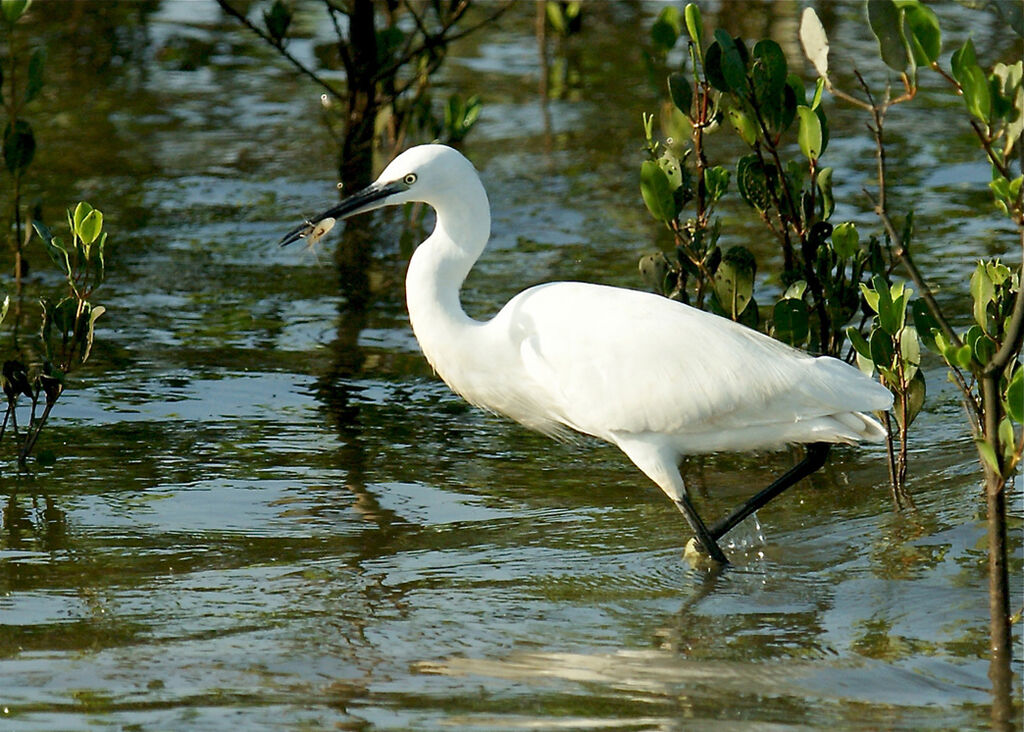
[280, 144, 893, 563]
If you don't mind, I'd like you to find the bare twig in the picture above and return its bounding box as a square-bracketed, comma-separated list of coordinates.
[214, 0, 346, 100]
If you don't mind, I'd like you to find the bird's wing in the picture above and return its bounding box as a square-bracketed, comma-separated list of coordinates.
[504, 282, 889, 438]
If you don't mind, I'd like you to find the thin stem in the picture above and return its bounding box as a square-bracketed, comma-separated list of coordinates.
[214, 0, 345, 100]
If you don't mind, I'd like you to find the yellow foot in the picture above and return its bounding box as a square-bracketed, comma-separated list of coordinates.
[683, 537, 728, 567]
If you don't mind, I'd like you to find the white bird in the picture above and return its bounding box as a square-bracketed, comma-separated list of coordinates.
[281, 144, 894, 563]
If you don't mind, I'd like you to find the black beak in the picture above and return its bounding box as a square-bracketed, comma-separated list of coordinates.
[278, 180, 405, 247]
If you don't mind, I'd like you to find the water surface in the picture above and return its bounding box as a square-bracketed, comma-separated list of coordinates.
[1, 1, 1021, 729]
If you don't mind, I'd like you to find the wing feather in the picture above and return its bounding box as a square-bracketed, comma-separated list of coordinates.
[501, 282, 890, 440]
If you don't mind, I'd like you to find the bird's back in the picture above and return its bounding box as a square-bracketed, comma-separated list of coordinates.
[486, 281, 892, 452]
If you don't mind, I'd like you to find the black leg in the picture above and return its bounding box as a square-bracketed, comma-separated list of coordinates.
[708, 442, 831, 542]
[674, 494, 730, 564]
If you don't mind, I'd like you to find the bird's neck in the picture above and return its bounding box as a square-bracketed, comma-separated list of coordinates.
[405, 183, 491, 370]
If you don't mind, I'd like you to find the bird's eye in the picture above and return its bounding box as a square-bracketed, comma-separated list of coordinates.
[404, 173, 417, 185]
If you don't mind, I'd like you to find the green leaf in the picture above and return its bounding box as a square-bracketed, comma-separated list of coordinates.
[32, 222, 71, 276]
[869, 327, 895, 369]
[1005, 366, 1023, 423]
[953, 343, 973, 369]
[703, 166, 730, 203]
[831, 222, 859, 259]
[796, 105, 822, 160]
[860, 281, 880, 314]
[714, 29, 747, 92]
[25, 47, 43, 104]
[872, 275, 902, 335]
[72, 201, 93, 236]
[951, 38, 978, 86]
[810, 77, 825, 110]
[651, 6, 682, 52]
[545, 1, 566, 34]
[78, 209, 103, 245]
[952, 43, 992, 124]
[640, 160, 677, 223]
[898, 0, 941, 66]
[970, 261, 995, 332]
[714, 245, 756, 319]
[736, 154, 770, 211]
[657, 152, 683, 190]
[975, 438, 1000, 474]
[998, 417, 1016, 466]
[2, 119, 35, 174]
[895, 369, 926, 430]
[847, 325, 872, 359]
[263, 0, 292, 43]
[0, 295, 8, 326]
[727, 107, 758, 146]
[784, 280, 807, 300]
[817, 166, 834, 219]
[684, 3, 703, 49]
[751, 39, 788, 109]
[80, 305, 105, 363]
[867, 0, 907, 72]
[1, 0, 30, 24]
[900, 324, 921, 380]
[704, 39, 728, 92]
[910, 299, 939, 352]
[773, 297, 809, 346]
[668, 73, 693, 117]
[799, 7, 829, 78]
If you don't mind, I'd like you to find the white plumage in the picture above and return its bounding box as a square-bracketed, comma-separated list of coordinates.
[281, 144, 894, 562]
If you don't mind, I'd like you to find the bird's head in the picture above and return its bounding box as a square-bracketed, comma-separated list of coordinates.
[279, 144, 477, 247]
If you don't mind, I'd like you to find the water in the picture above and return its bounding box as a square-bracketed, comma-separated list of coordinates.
[1, 1, 1021, 729]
